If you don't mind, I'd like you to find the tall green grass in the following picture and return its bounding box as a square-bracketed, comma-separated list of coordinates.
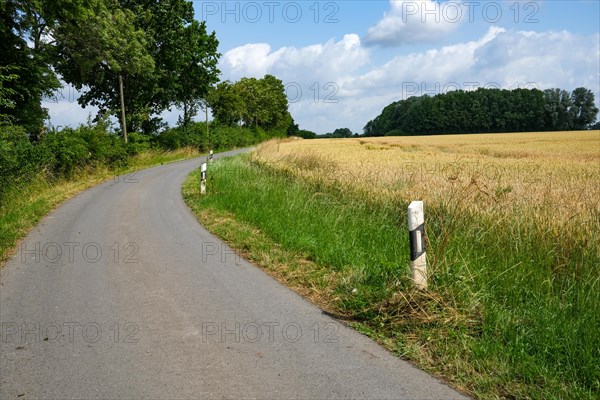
[184, 154, 599, 399]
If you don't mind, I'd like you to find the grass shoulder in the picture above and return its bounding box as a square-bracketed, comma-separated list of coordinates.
[182, 152, 598, 400]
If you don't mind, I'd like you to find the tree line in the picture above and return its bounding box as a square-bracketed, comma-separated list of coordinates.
[1, 0, 293, 138]
[1, 0, 222, 138]
[364, 87, 599, 136]
[1, 0, 294, 200]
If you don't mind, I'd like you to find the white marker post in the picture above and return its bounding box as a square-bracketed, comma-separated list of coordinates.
[209, 150, 214, 164]
[200, 162, 207, 195]
[408, 201, 427, 289]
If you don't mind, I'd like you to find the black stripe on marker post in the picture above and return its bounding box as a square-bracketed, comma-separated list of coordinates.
[409, 223, 425, 261]
[200, 162, 207, 194]
[408, 200, 427, 289]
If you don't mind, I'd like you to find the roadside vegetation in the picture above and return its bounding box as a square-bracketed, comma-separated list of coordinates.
[1, 0, 294, 263]
[0, 119, 286, 264]
[183, 131, 600, 399]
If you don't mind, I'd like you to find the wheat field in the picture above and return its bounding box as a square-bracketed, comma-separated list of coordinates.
[253, 131, 600, 242]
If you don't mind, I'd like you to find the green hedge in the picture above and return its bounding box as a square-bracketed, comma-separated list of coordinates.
[1, 120, 285, 201]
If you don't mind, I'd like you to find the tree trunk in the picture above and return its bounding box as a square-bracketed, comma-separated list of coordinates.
[119, 74, 128, 143]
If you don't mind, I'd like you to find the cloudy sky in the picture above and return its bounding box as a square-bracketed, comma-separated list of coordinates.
[46, 0, 600, 134]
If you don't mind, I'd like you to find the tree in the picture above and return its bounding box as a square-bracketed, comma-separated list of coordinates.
[54, 0, 220, 135]
[0, 0, 73, 135]
[209, 75, 290, 132]
[297, 129, 317, 139]
[333, 128, 353, 138]
[0, 66, 19, 121]
[570, 87, 598, 130]
[259, 74, 289, 130]
[365, 87, 598, 135]
[208, 81, 244, 127]
[119, 0, 220, 134]
[54, 5, 154, 140]
[172, 20, 220, 129]
[287, 117, 299, 136]
[543, 88, 573, 131]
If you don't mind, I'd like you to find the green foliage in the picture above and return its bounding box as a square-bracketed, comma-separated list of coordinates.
[0, 120, 128, 194]
[208, 81, 244, 127]
[296, 129, 317, 139]
[52, 0, 220, 135]
[127, 132, 152, 155]
[208, 75, 291, 131]
[38, 130, 91, 177]
[173, 20, 220, 128]
[571, 87, 599, 129]
[54, 4, 155, 136]
[154, 125, 203, 150]
[0, 125, 36, 194]
[0, 66, 19, 114]
[286, 118, 300, 136]
[156, 121, 286, 151]
[0, 0, 63, 135]
[321, 127, 355, 138]
[364, 87, 599, 136]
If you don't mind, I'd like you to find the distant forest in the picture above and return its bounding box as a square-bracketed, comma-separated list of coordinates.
[364, 87, 599, 136]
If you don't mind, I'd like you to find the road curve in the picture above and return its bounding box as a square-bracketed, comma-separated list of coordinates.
[1, 149, 467, 399]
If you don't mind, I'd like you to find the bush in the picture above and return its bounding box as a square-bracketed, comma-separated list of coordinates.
[155, 124, 204, 150]
[72, 122, 128, 167]
[296, 129, 317, 139]
[38, 130, 90, 177]
[127, 132, 152, 155]
[0, 125, 36, 193]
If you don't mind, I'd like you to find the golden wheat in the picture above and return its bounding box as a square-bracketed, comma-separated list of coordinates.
[253, 131, 600, 241]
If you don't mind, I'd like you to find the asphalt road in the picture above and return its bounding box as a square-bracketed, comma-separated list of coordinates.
[1, 149, 468, 399]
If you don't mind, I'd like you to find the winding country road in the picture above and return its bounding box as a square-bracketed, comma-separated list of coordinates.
[1, 149, 467, 399]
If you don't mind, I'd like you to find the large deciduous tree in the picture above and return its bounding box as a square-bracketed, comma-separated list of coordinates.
[570, 87, 599, 129]
[543, 88, 574, 131]
[207, 81, 244, 127]
[172, 20, 220, 129]
[0, 0, 75, 135]
[54, 5, 155, 140]
[54, 0, 220, 135]
[209, 75, 290, 131]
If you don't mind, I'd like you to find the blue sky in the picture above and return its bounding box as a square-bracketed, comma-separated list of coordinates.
[46, 1, 600, 134]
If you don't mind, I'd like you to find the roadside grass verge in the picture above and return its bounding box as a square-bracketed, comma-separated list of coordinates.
[183, 153, 599, 400]
[1, 147, 199, 264]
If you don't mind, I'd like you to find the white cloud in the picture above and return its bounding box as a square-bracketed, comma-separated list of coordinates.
[364, 0, 462, 46]
[42, 100, 99, 129]
[349, 28, 599, 131]
[220, 34, 369, 82]
[46, 25, 599, 135]
[220, 27, 599, 134]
